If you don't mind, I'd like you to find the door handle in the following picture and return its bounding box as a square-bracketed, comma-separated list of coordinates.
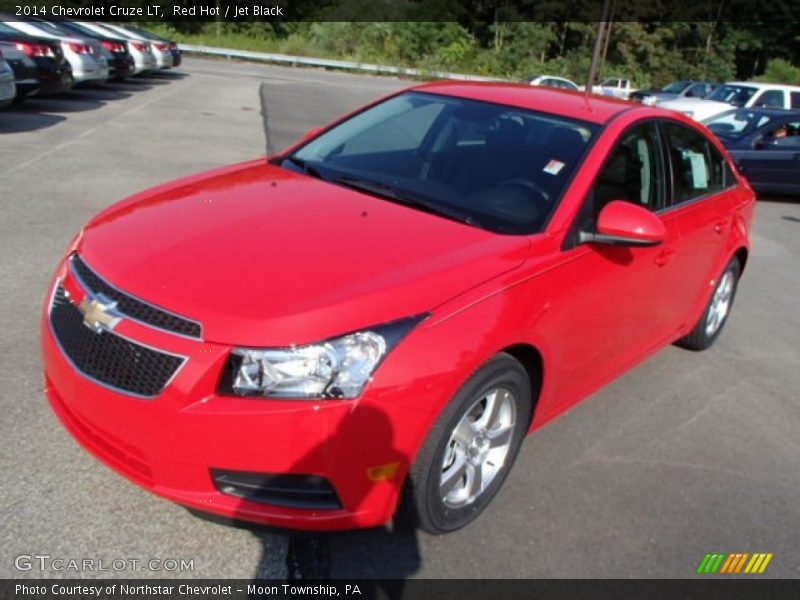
[654, 247, 675, 267]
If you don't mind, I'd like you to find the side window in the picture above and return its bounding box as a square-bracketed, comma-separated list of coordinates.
[663, 122, 726, 205]
[589, 122, 665, 223]
[791, 92, 800, 109]
[764, 121, 800, 148]
[752, 90, 784, 108]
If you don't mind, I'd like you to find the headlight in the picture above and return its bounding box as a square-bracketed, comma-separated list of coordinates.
[223, 315, 427, 399]
[682, 111, 694, 118]
[642, 95, 657, 106]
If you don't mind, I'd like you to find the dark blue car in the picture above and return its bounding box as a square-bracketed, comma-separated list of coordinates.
[704, 108, 800, 195]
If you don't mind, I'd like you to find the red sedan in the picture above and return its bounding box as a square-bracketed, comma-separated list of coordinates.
[41, 82, 754, 533]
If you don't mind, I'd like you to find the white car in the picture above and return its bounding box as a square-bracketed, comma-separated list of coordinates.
[591, 77, 635, 99]
[659, 82, 800, 122]
[2, 20, 108, 84]
[524, 75, 580, 92]
[100, 23, 173, 70]
[77, 22, 157, 75]
[0, 48, 16, 107]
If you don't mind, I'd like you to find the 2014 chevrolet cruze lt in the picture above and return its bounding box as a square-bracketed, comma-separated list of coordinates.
[42, 83, 754, 533]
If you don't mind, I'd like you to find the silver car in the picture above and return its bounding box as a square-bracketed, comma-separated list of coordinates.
[3, 20, 108, 84]
[78, 22, 157, 74]
[100, 23, 173, 70]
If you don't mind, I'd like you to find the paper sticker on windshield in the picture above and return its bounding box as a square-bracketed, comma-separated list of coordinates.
[543, 159, 565, 175]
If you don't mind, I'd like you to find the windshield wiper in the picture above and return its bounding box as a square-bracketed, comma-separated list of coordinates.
[281, 156, 329, 181]
[331, 176, 485, 229]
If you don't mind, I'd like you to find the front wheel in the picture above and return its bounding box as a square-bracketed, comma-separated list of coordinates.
[401, 353, 533, 534]
[677, 257, 741, 351]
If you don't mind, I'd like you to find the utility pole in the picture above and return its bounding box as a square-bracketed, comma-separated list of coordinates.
[586, 0, 613, 95]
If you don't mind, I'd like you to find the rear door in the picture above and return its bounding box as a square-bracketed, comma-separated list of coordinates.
[658, 121, 737, 328]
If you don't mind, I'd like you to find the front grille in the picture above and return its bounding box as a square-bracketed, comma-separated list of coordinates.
[70, 254, 202, 339]
[211, 469, 343, 510]
[49, 285, 184, 398]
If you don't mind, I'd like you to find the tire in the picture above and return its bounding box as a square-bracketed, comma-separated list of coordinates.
[676, 257, 741, 351]
[401, 353, 533, 534]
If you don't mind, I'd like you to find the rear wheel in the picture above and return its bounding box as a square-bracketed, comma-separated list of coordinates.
[402, 353, 533, 534]
[677, 257, 740, 351]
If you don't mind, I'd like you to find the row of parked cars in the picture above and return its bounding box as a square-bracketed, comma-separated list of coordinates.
[0, 18, 180, 106]
[633, 80, 800, 195]
[527, 75, 800, 194]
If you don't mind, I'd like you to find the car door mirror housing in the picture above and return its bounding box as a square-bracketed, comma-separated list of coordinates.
[579, 201, 666, 247]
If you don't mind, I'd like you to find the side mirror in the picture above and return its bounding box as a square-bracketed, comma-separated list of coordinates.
[579, 201, 665, 247]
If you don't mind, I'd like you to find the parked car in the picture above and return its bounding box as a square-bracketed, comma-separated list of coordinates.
[100, 23, 173, 70]
[0, 48, 16, 107]
[591, 77, 635, 98]
[41, 20, 135, 81]
[705, 107, 800, 194]
[42, 83, 754, 533]
[0, 23, 72, 97]
[116, 24, 181, 68]
[630, 80, 717, 105]
[77, 22, 157, 74]
[524, 74, 579, 92]
[2, 20, 108, 84]
[0, 40, 39, 101]
[660, 82, 800, 122]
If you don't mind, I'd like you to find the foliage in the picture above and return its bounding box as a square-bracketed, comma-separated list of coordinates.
[157, 17, 800, 87]
[756, 59, 800, 85]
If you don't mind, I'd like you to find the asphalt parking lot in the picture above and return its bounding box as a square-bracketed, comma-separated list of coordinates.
[1, 57, 799, 579]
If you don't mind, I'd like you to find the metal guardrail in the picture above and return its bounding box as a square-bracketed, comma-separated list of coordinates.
[179, 44, 503, 82]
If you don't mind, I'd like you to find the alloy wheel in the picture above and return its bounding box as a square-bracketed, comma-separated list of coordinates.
[439, 387, 517, 508]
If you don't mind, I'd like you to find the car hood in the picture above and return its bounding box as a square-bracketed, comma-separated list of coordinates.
[657, 97, 732, 115]
[77, 161, 530, 346]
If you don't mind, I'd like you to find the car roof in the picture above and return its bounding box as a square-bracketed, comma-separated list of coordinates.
[411, 81, 632, 124]
[725, 81, 800, 92]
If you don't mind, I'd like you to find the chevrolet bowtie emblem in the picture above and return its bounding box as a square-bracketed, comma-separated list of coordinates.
[78, 293, 121, 333]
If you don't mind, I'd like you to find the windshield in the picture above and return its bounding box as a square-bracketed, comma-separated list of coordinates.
[283, 92, 598, 234]
[704, 109, 774, 139]
[662, 81, 691, 94]
[707, 85, 758, 106]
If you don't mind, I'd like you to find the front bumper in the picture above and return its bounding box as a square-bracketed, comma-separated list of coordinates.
[41, 261, 438, 530]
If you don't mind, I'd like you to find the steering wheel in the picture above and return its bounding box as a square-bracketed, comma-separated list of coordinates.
[497, 178, 551, 206]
